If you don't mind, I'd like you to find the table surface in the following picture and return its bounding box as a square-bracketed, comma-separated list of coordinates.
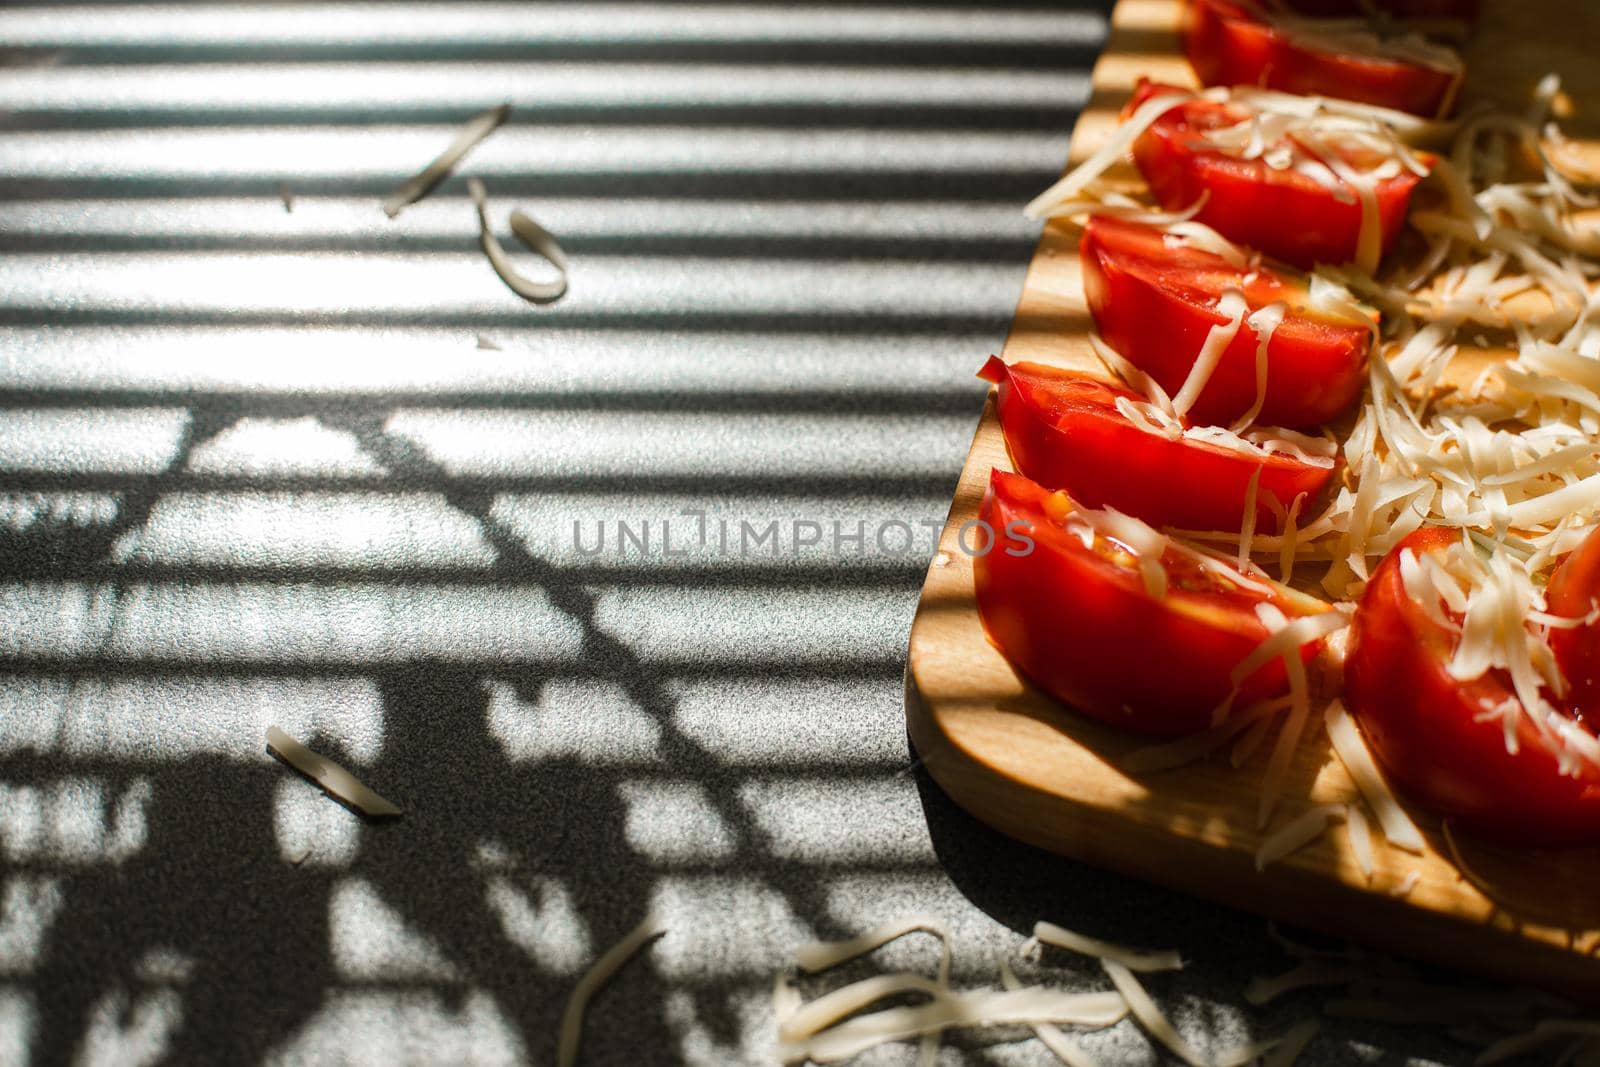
[0, 3, 1503, 1065]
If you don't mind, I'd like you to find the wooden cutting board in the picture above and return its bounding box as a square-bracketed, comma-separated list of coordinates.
[905, 0, 1600, 997]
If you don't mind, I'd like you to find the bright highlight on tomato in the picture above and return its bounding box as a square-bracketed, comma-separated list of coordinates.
[1126, 79, 1429, 271]
[975, 469, 1331, 737]
[1079, 214, 1372, 429]
[979, 356, 1335, 533]
[1184, 0, 1465, 119]
[1346, 529, 1600, 847]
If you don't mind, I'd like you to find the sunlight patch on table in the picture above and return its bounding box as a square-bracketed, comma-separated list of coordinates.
[0, 409, 189, 476]
[0, 675, 388, 764]
[0, 877, 64, 976]
[648, 875, 814, 979]
[0, 582, 585, 664]
[482, 874, 591, 975]
[591, 586, 913, 666]
[75, 986, 182, 1067]
[662, 986, 774, 1067]
[483, 678, 661, 766]
[110, 493, 499, 571]
[185, 418, 386, 479]
[0, 987, 33, 1067]
[330, 877, 459, 982]
[0, 777, 151, 865]
[262, 989, 525, 1067]
[0, 492, 120, 533]
[668, 677, 905, 767]
[274, 778, 361, 867]
[736, 778, 935, 865]
[617, 779, 738, 862]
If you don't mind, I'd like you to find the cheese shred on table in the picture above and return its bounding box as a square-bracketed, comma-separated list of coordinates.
[558, 913, 665, 1067]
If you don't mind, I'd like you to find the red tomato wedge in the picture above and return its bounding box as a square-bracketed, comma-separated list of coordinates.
[1547, 525, 1600, 724]
[975, 468, 1332, 737]
[1346, 529, 1600, 846]
[978, 356, 1335, 533]
[1080, 215, 1372, 428]
[1185, 0, 1465, 119]
[1126, 79, 1429, 271]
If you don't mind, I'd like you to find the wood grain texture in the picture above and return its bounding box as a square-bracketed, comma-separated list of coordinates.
[905, 0, 1600, 997]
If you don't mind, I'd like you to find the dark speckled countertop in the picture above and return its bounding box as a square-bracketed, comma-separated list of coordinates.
[0, 2, 1486, 1064]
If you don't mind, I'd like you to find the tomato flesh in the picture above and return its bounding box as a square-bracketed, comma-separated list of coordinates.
[1185, 0, 1463, 118]
[1080, 215, 1371, 428]
[1345, 528, 1600, 846]
[979, 356, 1335, 532]
[1547, 525, 1600, 723]
[974, 468, 1329, 737]
[1126, 79, 1428, 271]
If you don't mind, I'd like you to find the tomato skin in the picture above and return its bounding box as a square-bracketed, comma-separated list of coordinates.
[1546, 526, 1600, 722]
[979, 356, 1335, 533]
[1185, 0, 1463, 119]
[1079, 215, 1369, 428]
[974, 469, 1325, 737]
[1126, 80, 1427, 271]
[1346, 529, 1600, 847]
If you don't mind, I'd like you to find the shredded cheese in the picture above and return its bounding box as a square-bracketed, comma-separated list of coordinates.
[1229, 611, 1349, 692]
[265, 726, 400, 819]
[1070, 505, 1171, 599]
[1323, 701, 1426, 853]
[558, 913, 665, 1067]
[1173, 290, 1250, 417]
[794, 916, 950, 976]
[1257, 656, 1311, 829]
[998, 959, 1105, 1067]
[779, 973, 943, 1044]
[1033, 921, 1183, 973]
[1246, 961, 1363, 1005]
[1257, 804, 1345, 871]
[779, 987, 1129, 1065]
[1232, 712, 1276, 768]
[1238, 465, 1264, 573]
[1123, 695, 1292, 773]
[1232, 303, 1289, 432]
[1477, 1020, 1600, 1066]
[1100, 960, 1208, 1067]
[1390, 871, 1422, 899]
[468, 178, 571, 304]
[1025, 88, 1196, 217]
[1261, 1019, 1321, 1067]
[1344, 803, 1375, 880]
[773, 974, 802, 1029]
[792, 916, 951, 1067]
[382, 103, 510, 218]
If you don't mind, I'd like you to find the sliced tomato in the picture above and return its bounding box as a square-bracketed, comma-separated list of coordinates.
[1126, 79, 1428, 271]
[1185, 0, 1464, 119]
[1079, 215, 1371, 428]
[975, 468, 1331, 737]
[1546, 525, 1600, 723]
[979, 356, 1335, 532]
[1345, 528, 1600, 846]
